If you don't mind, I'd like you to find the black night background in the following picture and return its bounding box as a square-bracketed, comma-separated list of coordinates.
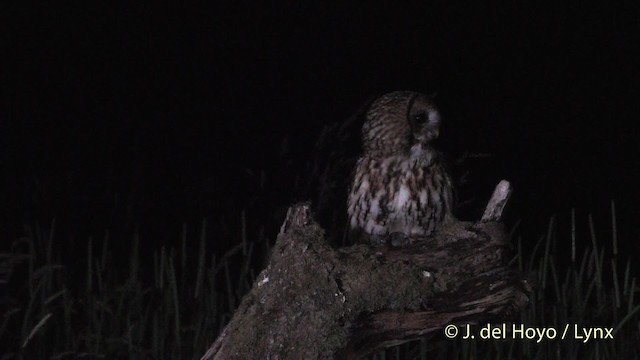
[1, 2, 640, 358]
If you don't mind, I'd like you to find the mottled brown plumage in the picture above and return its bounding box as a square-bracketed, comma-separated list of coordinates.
[347, 91, 454, 245]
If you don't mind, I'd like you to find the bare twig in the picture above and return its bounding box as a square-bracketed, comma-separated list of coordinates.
[482, 180, 512, 222]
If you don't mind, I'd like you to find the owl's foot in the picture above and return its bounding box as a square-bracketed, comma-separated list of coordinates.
[367, 234, 388, 247]
[388, 232, 411, 247]
[365, 232, 411, 247]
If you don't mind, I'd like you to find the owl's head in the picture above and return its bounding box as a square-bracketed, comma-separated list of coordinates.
[362, 91, 441, 156]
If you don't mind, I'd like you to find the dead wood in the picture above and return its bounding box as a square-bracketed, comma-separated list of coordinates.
[201, 180, 529, 359]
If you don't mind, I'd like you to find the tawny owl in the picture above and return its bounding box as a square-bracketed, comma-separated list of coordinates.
[347, 91, 454, 245]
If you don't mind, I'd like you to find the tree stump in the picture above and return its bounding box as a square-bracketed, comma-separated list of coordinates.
[201, 180, 529, 359]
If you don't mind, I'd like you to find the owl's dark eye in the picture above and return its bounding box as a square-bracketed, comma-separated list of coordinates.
[414, 112, 428, 125]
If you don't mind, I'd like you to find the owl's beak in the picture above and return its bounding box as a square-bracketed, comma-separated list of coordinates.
[427, 127, 439, 140]
[414, 126, 439, 144]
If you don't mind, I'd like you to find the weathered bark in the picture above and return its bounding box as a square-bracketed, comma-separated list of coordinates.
[201, 180, 529, 359]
